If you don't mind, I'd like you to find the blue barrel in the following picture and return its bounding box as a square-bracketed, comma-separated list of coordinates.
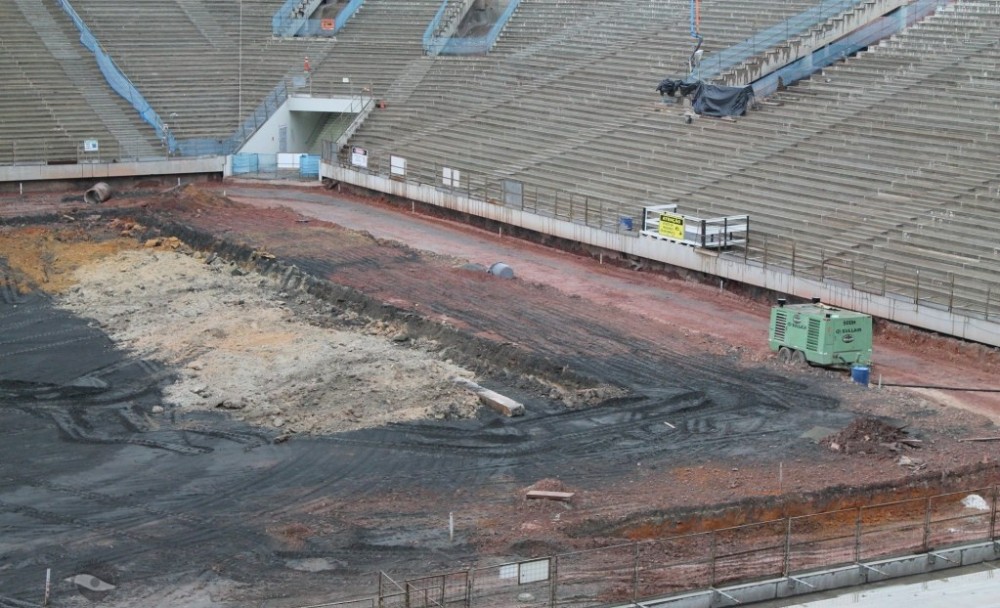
[851, 365, 870, 386]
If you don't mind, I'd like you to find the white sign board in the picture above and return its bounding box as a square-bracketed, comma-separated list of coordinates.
[442, 167, 461, 188]
[390, 155, 406, 177]
[277, 153, 301, 169]
[83, 139, 99, 152]
[351, 146, 368, 168]
[518, 559, 549, 584]
[497, 559, 550, 584]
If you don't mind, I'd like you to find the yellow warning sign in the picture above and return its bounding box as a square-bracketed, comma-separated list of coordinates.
[658, 212, 685, 240]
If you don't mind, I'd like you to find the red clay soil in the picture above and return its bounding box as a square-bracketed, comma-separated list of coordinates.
[214, 183, 1000, 419]
[139, 185, 1000, 480]
[4, 183, 999, 594]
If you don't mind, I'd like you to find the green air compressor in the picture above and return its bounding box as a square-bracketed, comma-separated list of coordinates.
[768, 298, 872, 368]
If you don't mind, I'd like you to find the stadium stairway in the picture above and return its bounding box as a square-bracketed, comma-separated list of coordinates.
[0, 0, 161, 163]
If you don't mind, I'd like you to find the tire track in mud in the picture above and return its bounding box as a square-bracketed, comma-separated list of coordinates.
[1, 209, 859, 603]
[148, 207, 848, 468]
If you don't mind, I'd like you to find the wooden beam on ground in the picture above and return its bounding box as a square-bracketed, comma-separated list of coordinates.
[452, 377, 525, 417]
[526, 490, 575, 501]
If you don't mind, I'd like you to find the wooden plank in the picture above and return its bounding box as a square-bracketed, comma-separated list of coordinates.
[526, 490, 574, 501]
[452, 377, 525, 417]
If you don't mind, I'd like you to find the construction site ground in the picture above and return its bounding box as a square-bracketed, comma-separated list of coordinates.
[1, 182, 999, 607]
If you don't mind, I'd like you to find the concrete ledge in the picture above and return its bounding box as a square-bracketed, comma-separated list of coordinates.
[636, 542, 1000, 608]
[321, 163, 1000, 348]
[0, 156, 225, 183]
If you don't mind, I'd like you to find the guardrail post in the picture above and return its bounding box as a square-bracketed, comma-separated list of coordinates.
[854, 506, 863, 563]
[948, 273, 955, 312]
[922, 496, 932, 551]
[991, 485, 998, 541]
[915, 270, 920, 308]
[744, 217, 750, 260]
[466, 568, 474, 608]
[782, 517, 792, 577]
[549, 556, 558, 608]
[987, 286, 992, 321]
[709, 530, 718, 587]
[882, 262, 887, 296]
[378, 572, 384, 608]
[632, 542, 640, 601]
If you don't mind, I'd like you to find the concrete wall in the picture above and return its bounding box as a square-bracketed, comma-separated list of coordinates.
[240, 101, 295, 154]
[241, 96, 370, 154]
[322, 163, 1000, 348]
[0, 156, 225, 183]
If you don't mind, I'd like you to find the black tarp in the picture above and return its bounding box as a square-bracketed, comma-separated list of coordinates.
[656, 78, 755, 118]
[656, 77, 700, 98]
[691, 83, 755, 117]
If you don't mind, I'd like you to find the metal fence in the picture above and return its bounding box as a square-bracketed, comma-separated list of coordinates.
[232, 152, 320, 180]
[0, 137, 171, 166]
[311, 486, 998, 608]
[326, 142, 1000, 322]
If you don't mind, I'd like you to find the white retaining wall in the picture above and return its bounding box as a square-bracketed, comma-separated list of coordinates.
[323, 163, 1000, 348]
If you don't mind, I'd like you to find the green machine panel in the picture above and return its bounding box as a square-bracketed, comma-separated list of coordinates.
[769, 302, 872, 367]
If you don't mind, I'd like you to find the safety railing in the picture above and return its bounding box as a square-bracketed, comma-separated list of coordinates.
[423, 0, 523, 55]
[693, 0, 955, 83]
[324, 145, 1000, 322]
[302, 483, 1000, 608]
[273, 0, 304, 36]
[422, 0, 451, 52]
[0, 137, 171, 166]
[224, 78, 291, 155]
[231, 152, 320, 180]
[697, 0, 863, 80]
[53, 0, 175, 153]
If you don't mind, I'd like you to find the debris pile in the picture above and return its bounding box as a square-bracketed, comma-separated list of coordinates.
[822, 416, 922, 461]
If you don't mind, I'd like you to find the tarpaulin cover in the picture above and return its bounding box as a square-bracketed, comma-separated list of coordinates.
[656, 78, 755, 117]
[691, 83, 755, 117]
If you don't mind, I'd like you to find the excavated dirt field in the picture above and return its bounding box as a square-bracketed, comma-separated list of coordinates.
[2, 183, 999, 607]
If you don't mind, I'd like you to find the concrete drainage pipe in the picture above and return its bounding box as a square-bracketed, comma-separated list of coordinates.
[84, 182, 112, 204]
